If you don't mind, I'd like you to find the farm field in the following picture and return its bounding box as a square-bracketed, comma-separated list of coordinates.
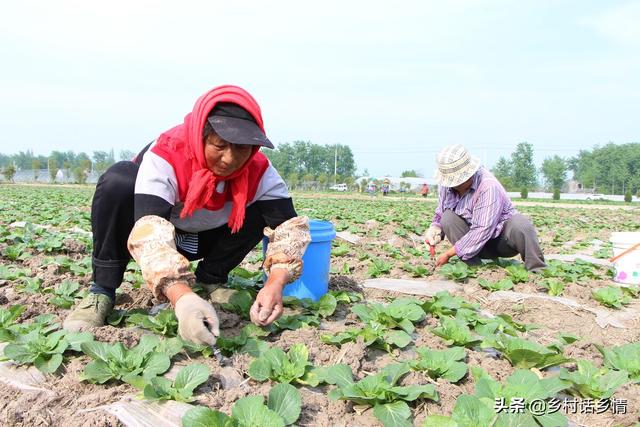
[1, 184, 639, 427]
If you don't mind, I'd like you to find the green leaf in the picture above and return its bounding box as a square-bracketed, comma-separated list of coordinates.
[182, 406, 234, 427]
[143, 353, 171, 379]
[411, 347, 468, 383]
[34, 353, 63, 373]
[0, 305, 25, 328]
[432, 317, 481, 347]
[448, 395, 495, 427]
[559, 359, 629, 399]
[242, 338, 269, 357]
[156, 337, 185, 359]
[174, 364, 210, 394]
[390, 384, 438, 401]
[4, 343, 36, 364]
[380, 363, 411, 386]
[267, 383, 301, 425]
[596, 342, 640, 380]
[373, 401, 412, 427]
[143, 376, 173, 400]
[134, 334, 161, 355]
[505, 265, 529, 283]
[232, 395, 284, 427]
[534, 409, 568, 427]
[316, 294, 337, 318]
[248, 357, 272, 382]
[123, 374, 147, 390]
[486, 334, 572, 369]
[221, 290, 254, 319]
[592, 286, 632, 309]
[384, 330, 412, 349]
[440, 261, 475, 282]
[478, 278, 514, 291]
[421, 415, 458, 427]
[319, 363, 354, 388]
[82, 360, 115, 383]
[65, 331, 93, 352]
[288, 343, 309, 370]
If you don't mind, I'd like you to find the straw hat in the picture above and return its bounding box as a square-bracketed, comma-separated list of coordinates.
[434, 144, 481, 187]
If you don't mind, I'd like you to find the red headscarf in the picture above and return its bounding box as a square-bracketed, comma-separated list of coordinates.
[151, 85, 270, 233]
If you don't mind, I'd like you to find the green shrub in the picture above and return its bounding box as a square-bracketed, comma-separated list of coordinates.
[2, 165, 16, 182]
[553, 189, 560, 200]
[73, 167, 88, 184]
[624, 189, 632, 203]
[520, 187, 528, 199]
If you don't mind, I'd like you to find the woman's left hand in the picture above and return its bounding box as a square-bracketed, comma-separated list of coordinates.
[250, 269, 289, 326]
[436, 247, 458, 267]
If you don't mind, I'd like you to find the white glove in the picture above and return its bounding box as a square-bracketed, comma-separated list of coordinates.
[174, 293, 220, 345]
[425, 225, 443, 246]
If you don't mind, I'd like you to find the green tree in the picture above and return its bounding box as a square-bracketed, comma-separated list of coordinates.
[344, 176, 355, 190]
[2, 165, 16, 182]
[400, 170, 421, 178]
[119, 150, 136, 161]
[73, 167, 88, 184]
[570, 143, 640, 194]
[317, 173, 329, 190]
[287, 172, 299, 190]
[32, 159, 41, 181]
[265, 141, 356, 179]
[302, 173, 315, 190]
[48, 158, 59, 183]
[13, 150, 34, 169]
[511, 142, 537, 189]
[359, 177, 368, 192]
[541, 155, 567, 191]
[492, 156, 513, 190]
[93, 150, 115, 174]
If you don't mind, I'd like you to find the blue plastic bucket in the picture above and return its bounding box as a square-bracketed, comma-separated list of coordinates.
[262, 219, 336, 301]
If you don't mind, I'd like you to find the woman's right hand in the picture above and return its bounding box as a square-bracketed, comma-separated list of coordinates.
[174, 292, 220, 345]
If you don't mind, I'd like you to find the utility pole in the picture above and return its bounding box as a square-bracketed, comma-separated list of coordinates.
[334, 145, 338, 185]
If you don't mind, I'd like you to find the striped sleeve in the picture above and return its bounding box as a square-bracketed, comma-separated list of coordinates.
[432, 186, 448, 227]
[453, 184, 502, 260]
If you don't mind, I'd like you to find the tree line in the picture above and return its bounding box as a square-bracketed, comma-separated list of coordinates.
[0, 149, 135, 183]
[2, 142, 638, 196]
[0, 142, 357, 188]
[492, 142, 640, 197]
[264, 141, 357, 189]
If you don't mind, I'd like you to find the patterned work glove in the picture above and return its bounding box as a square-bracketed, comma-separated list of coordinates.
[174, 293, 220, 345]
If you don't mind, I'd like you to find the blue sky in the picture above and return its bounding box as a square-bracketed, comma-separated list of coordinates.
[1, 0, 638, 178]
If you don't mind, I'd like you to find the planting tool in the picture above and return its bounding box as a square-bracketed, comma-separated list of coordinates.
[428, 244, 436, 259]
[212, 345, 227, 365]
[426, 243, 437, 272]
[204, 319, 228, 365]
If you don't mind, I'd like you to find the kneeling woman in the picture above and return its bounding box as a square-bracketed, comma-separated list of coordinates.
[64, 85, 310, 346]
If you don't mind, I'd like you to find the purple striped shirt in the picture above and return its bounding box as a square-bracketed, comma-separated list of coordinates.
[432, 168, 516, 260]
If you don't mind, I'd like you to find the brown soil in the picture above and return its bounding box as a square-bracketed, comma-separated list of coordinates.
[2, 190, 640, 426]
[0, 355, 132, 426]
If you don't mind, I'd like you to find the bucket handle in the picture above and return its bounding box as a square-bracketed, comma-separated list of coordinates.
[609, 241, 640, 263]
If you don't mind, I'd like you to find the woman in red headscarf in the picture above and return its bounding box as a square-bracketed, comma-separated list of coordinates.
[64, 85, 310, 346]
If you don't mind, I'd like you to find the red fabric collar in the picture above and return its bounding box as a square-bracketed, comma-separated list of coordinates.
[151, 85, 270, 233]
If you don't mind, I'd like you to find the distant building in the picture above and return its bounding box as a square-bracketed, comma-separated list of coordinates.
[564, 180, 594, 193]
[356, 176, 437, 192]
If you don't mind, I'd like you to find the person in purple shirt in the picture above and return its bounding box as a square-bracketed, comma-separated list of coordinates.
[425, 145, 546, 272]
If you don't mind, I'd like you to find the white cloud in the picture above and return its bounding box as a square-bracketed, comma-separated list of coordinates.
[586, 1, 640, 45]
